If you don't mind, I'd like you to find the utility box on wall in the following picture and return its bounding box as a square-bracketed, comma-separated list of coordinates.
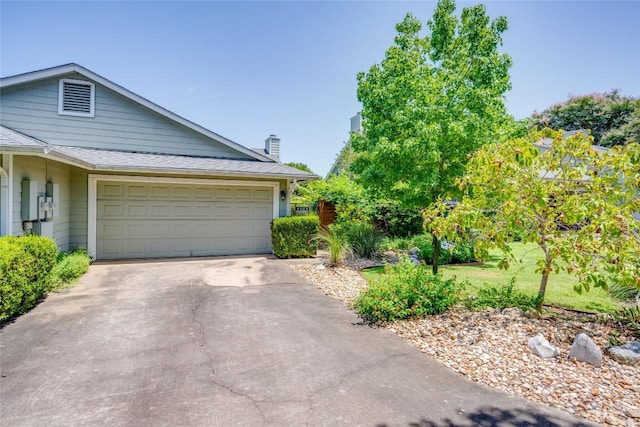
[21, 181, 39, 221]
[46, 183, 59, 219]
[33, 221, 54, 239]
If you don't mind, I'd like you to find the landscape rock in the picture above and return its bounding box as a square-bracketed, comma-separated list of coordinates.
[569, 333, 602, 367]
[624, 408, 640, 418]
[408, 247, 421, 265]
[528, 334, 560, 359]
[502, 307, 523, 318]
[607, 342, 640, 366]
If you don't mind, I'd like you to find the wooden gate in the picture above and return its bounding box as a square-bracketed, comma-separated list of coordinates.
[318, 199, 336, 229]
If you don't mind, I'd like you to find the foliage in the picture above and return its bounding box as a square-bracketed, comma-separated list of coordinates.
[48, 249, 91, 291]
[270, 215, 319, 258]
[412, 234, 452, 265]
[0, 235, 58, 321]
[530, 91, 640, 147]
[430, 128, 640, 309]
[607, 283, 640, 302]
[381, 236, 413, 251]
[351, 0, 513, 272]
[284, 162, 315, 174]
[354, 257, 464, 324]
[464, 280, 540, 311]
[297, 175, 374, 224]
[316, 225, 350, 266]
[609, 305, 640, 338]
[373, 201, 423, 238]
[338, 221, 383, 259]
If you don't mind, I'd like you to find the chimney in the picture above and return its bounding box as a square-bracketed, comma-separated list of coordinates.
[350, 112, 362, 133]
[265, 134, 280, 161]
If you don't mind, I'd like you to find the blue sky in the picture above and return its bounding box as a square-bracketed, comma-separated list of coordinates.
[1, 1, 639, 176]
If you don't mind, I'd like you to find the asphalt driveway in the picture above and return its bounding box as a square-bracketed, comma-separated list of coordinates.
[0, 256, 595, 426]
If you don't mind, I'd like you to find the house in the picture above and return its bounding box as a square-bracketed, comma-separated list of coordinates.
[0, 64, 317, 260]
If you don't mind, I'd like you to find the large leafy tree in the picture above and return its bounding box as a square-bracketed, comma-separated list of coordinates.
[351, 0, 513, 272]
[431, 129, 640, 309]
[530, 91, 640, 147]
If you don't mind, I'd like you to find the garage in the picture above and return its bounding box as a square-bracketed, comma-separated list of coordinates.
[96, 180, 275, 260]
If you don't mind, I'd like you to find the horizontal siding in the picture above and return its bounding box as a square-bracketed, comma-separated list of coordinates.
[69, 167, 88, 250]
[12, 155, 70, 251]
[1, 73, 253, 159]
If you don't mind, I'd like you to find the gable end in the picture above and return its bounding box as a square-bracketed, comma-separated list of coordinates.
[58, 78, 95, 117]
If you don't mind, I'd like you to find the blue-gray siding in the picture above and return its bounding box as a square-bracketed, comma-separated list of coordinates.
[0, 73, 253, 159]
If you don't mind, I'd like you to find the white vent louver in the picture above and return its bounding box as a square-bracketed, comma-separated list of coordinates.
[58, 79, 95, 117]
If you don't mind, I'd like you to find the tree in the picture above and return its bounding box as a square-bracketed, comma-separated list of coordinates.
[430, 128, 640, 309]
[530, 91, 640, 147]
[350, 0, 513, 273]
[285, 162, 315, 174]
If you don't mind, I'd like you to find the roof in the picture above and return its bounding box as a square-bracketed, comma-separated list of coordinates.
[0, 125, 317, 181]
[0, 63, 273, 162]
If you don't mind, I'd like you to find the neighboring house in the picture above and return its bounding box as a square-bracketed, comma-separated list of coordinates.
[0, 64, 316, 260]
[326, 112, 361, 179]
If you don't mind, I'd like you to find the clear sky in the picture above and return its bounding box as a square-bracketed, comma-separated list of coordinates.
[1, 1, 639, 176]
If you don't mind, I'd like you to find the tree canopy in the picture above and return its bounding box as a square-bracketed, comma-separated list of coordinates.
[430, 129, 640, 308]
[530, 91, 640, 147]
[284, 162, 315, 174]
[351, 0, 513, 210]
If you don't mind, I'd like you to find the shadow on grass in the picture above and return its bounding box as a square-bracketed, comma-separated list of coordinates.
[376, 405, 593, 427]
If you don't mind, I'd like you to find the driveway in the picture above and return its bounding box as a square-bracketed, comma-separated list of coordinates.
[0, 256, 594, 426]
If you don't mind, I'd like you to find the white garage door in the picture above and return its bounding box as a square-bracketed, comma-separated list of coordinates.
[96, 181, 274, 259]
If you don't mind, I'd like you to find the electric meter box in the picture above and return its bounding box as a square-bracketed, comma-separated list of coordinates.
[46, 183, 59, 219]
[21, 181, 39, 221]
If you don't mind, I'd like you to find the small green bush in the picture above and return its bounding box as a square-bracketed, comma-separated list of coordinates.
[451, 241, 475, 264]
[339, 221, 382, 259]
[271, 215, 319, 258]
[465, 280, 540, 311]
[0, 235, 58, 321]
[355, 257, 464, 324]
[48, 249, 91, 291]
[607, 283, 640, 302]
[381, 236, 412, 251]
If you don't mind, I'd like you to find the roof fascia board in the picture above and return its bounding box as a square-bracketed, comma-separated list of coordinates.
[1, 64, 273, 162]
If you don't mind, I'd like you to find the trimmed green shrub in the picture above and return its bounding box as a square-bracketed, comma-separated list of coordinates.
[355, 257, 464, 324]
[271, 215, 319, 258]
[451, 241, 475, 264]
[0, 235, 58, 321]
[48, 249, 91, 291]
[339, 221, 382, 259]
[464, 280, 540, 311]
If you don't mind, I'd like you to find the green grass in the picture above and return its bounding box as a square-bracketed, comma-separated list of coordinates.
[362, 242, 622, 313]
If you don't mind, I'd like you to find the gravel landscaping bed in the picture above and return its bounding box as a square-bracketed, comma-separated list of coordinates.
[290, 261, 640, 427]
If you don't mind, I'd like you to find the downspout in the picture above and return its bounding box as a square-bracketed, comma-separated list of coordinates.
[0, 153, 12, 236]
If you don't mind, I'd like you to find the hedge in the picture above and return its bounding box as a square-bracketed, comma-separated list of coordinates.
[271, 215, 319, 258]
[0, 235, 59, 321]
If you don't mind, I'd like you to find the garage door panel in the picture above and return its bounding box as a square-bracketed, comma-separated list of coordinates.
[97, 181, 274, 259]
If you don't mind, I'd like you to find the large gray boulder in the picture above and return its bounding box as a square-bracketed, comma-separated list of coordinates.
[569, 333, 602, 367]
[528, 334, 560, 359]
[606, 342, 640, 366]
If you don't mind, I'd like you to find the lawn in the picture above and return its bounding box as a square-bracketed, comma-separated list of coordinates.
[363, 242, 623, 313]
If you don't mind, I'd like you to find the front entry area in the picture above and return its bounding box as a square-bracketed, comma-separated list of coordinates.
[96, 180, 274, 259]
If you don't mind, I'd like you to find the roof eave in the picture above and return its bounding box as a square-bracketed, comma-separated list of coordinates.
[1, 64, 274, 163]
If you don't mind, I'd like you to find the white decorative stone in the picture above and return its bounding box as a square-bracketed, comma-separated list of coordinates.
[569, 333, 602, 367]
[528, 334, 560, 359]
[606, 342, 640, 366]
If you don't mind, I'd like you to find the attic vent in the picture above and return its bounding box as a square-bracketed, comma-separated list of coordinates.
[58, 79, 95, 117]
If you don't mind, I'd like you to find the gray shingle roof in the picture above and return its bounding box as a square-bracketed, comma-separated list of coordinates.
[0, 125, 317, 181]
[0, 125, 47, 149]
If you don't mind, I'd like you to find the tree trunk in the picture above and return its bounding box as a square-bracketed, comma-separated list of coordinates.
[432, 234, 440, 274]
[537, 271, 548, 311]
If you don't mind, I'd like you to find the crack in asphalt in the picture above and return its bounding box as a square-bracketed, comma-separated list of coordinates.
[189, 287, 269, 425]
[188, 284, 413, 426]
[303, 351, 413, 426]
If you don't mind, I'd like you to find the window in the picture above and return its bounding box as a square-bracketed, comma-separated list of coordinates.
[58, 79, 95, 117]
